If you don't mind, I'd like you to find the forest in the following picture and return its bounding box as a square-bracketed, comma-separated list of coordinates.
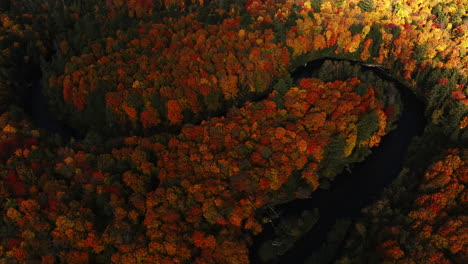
[0, 0, 466, 263]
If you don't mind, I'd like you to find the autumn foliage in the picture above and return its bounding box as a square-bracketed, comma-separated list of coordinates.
[0, 75, 397, 263]
[33, 0, 466, 137]
[0, 0, 467, 263]
[46, 12, 289, 134]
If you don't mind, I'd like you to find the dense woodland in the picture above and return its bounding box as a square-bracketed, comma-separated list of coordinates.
[0, 1, 466, 263]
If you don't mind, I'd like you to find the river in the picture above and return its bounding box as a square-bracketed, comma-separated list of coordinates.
[26, 79, 77, 142]
[249, 59, 426, 264]
[26, 59, 426, 264]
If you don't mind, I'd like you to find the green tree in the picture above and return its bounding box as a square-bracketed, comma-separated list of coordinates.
[358, 0, 374, 12]
[356, 110, 380, 143]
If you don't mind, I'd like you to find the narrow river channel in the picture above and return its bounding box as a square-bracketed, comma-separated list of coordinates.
[250, 59, 426, 264]
[25, 59, 426, 264]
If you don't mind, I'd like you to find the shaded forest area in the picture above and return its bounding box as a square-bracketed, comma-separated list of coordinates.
[0, 1, 466, 263]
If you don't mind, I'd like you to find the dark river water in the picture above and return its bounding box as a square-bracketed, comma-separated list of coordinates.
[27, 79, 77, 141]
[26, 59, 426, 264]
[249, 60, 426, 264]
